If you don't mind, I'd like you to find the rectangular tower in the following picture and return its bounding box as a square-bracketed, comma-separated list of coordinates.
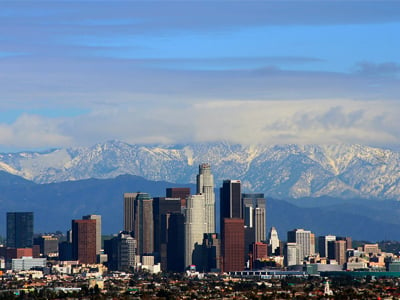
[124, 193, 137, 233]
[134, 193, 154, 255]
[197, 163, 216, 233]
[222, 218, 244, 272]
[83, 214, 102, 255]
[7, 212, 34, 248]
[220, 180, 241, 234]
[72, 219, 97, 264]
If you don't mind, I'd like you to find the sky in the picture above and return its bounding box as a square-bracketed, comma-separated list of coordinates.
[1, 1, 400, 152]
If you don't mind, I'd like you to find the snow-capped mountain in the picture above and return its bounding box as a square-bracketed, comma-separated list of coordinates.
[0, 141, 399, 200]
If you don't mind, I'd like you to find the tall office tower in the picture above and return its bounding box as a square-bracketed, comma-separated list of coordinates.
[134, 193, 154, 255]
[242, 193, 266, 259]
[153, 197, 181, 253]
[184, 194, 206, 268]
[220, 180, 242, 233]
[166, 187, 191, 208]
[334, 240, 347, 265]
[71, 219, 97, 264]
[153, 197, 181, 269]
[124, 193, 137, 232]
[7, 212, 34, 248]
[284, 242, 298, 267]
[318, 235, 336, 258]
[287, 229, 313, 265]
[83, 215, 102, 255]
[222, 218, 244, 272]
[104, 231, 136, 272]
[201, 233, 221, 272]
[268, 227, 280, 255]
[197, 163, 216, 234]
[167, 213, 185, 272]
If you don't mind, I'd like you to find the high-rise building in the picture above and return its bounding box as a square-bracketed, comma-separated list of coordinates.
[287, 229, 313, 265]
[166, 187, 190, 208]
[7, 212, 34, 248]
[268, 227, 280, 255]
[318, 235, 336, 258]
[220, 180, 241, 233]
[83, 215, 102, 255]
[123, 193, 137, 233]
[104, 231, 136, 272]
[284, 243, 298, 267]
[242, 193, 266, 243]
[201, 233, 221, 272]
[33, 235, 59, 257]
[334, 240, 347, 265]
[184, 194, 206, 268]
[72, 219, 97, 264]
[153, 197, 181, 269]
[167, 213, 185, 272]
[134, 193, 154, 255]
[197, 163, 216, 233]
[222, 218, 244, 272]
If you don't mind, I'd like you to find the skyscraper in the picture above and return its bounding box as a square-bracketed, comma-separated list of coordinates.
[318, 235, 336, 258]
[7, 212, 34, 248]
[83, 214, 102, 255]
[197, 163, 215, 233]
[153, 196, 181, 269]
[104, 231, 136, 272]
[124, 193, 137, 233]
[268, 227, 280, 255]
[184, 194, 206, 268]
[167, 213, 185, 272]
[222, 218, 244, 272]
[220, 180, 241, 233]
[287, 228, 314, 265]
[134, 193, 154, 255]
[72, 219, 97, 264]
[242, 193, 266, 243]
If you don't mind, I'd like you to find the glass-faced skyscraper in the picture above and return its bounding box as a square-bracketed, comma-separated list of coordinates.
[7, 212, 34, 248]
[220, 180, 241, 234]
[197, 163, 215, 234]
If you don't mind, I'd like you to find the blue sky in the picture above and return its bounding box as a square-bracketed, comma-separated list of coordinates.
[0, 1, 399, 151]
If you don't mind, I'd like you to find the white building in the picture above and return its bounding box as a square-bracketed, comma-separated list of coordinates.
[285, 243, 298, 267]
[287, 229, 314, 264]
[184, 194, 206, 268]
[12, 256, 46, 272]
[268, 227, 280, 255]
[197, 163, 215, 234]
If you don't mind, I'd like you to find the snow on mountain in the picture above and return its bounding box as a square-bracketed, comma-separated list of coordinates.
[0, 140, 399, 200]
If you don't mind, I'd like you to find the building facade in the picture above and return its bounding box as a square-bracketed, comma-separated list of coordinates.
[134, 193, 154, 255]
[197, 163, 216, 234]
[83, 215, 102, 255]
[123, 193, 137, 233]
[184, 194, 206, 268]
[7, 212, 34, 248]
[222, 218, 244, 272]
[72, 219, 97, 264]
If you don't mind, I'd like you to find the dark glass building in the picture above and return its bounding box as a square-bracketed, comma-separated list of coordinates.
[167, 213, 185, 272]
[220, 180, 242, 234]
[7, 212, 34, 248]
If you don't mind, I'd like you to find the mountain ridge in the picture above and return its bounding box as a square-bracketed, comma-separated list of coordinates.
[0, 140, 399, 200]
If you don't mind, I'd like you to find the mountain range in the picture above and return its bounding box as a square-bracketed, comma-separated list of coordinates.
[0, 140, 399, 200]
[1, 171, 400, 241]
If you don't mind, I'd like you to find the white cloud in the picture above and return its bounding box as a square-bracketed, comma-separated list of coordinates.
[1, 99, 398, 151]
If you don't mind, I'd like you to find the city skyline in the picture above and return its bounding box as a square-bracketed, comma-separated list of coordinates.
[0, 1, 399, 152]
